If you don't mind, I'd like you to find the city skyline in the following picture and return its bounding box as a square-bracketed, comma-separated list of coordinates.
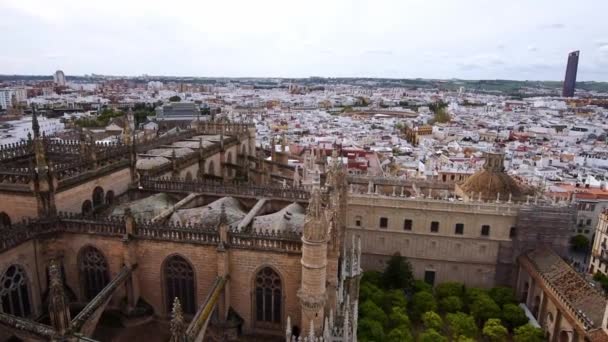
[1, 0, 608, 81]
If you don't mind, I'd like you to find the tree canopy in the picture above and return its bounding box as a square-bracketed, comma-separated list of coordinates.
[502, 304, 529, 329]
[357, 264, 529, 341]
[169, 95, 181, 102]
[570, 234, 590, 252]
[411, 291, 437, 320]
[483, 319, 508, 342]
[422, 311, 443, 331]
[381, 253, 414, 291]
[446, 312, 478, 339]
[440, 295, 464, 313]
[419, 329, 448, 342]
[514, 324, 545, 342]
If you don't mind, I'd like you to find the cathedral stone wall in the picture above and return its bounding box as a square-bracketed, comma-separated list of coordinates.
[0, 192, 38, 223]
[51, 234, 128, 304]
[132, 240, 219, 316]
[55, 168, 131, 214]
[0, 239, 43, 317]
[205, 154, 222, 177]
[0, 231, 307, 337]
[228, 249, 302, 335]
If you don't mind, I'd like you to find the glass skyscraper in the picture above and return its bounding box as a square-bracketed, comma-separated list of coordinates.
[562, 50, 579, 97]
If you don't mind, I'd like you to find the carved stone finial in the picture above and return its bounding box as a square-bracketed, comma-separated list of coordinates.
[32, 107, 40, 138]
[170, 297, 185, 342]
[308, 318, 315, 339]
[218, 202, 227, 226]
[48, 259, 71, 335]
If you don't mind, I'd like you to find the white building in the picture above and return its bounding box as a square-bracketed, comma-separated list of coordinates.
[0, 88, 27, 110]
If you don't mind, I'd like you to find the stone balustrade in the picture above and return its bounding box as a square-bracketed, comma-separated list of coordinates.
[0, 215, 303, 254]
[140, 177, 310, 202]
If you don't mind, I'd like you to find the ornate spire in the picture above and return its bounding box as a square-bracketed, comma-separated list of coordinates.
[48, 259, 71, 335]
[308, 319, 315, 339]
[170, 297, 185, 342]
[32, 107, 40, 138]
[307, 187, 322, 219]
[218, 202, 228, 226]
[303, 186, 330, 242]
[123, 107, 133, 145]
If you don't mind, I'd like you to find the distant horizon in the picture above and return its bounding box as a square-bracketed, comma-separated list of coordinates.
[2, 0, 607, 82]
[2, 73, 608, 84]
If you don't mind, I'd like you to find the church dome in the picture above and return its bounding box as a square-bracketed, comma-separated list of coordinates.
[456, 151, 532, 202]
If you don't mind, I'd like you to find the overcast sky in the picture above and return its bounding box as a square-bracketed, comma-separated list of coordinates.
[2, 0, 608, 81]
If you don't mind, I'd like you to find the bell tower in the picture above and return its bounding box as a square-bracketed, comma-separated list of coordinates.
[298, 187, 330, 336]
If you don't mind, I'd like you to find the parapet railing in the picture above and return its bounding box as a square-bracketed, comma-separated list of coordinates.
[0, 214, 303, 254]
[136, 129, 197, 153]
[348, 192, 523, 214]
[229, 227, 302, 253]
[0, 141, 33, 161]
[139, 136, 240, 178]
[139, 177, 310, 202]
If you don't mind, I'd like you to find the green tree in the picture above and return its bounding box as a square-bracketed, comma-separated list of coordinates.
[513, 324, 545, 342]
[358, 318, 385, 342]
[419, 329, 448, 342]
[446, 312, 478, 339]
[465, 288, 487, 305]
[593, 272, 608, 293]
[422, 311, 443, 330]
[381, 253, 414, 291]
[429, 100, 448, 113]
[440, 295, 463, 313]
[382, 289, 407, 314]
[435, 282, 464, 299]
[570, 234, 590, 252]
[483, 319, 508, 342]
[360, 282, 384, 304]
[362, 271, 382, 287]
[360, 300, 388, 327]
[411, 291, 437, 320]
[488, 287, 517, 307]
[386, 325, 413, 342]
[388, 307, 410, 329]
[502, 304, 529, 329]
[430, 108, 451, 124]
[414, 279, 433, 293]
[169, 95, 181, 102]
[455, 336, 475, 342]
[470, 295, 501, 323]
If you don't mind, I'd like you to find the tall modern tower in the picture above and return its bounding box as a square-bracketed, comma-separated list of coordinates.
[53, 70, 66, 86]
[562, 50, 579, 97]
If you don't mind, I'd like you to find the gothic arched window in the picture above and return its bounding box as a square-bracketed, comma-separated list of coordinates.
[0, 265, 31, 317]
[92, 187, 104, 208]
[0, 212, 11, 228]
[79, 246, 109, 300]
[164, 255, 195, 315]
[105, 190, 115, 205]
[254, 267, 282, 326]
[207, 160, 216, 176]
[82, 200, 92, 215]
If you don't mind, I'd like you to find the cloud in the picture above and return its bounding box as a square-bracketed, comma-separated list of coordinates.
[527, 45, 538, 52]
[459, 54, 506, 69]
[539, 23, 565, 30]
[363, 50, 393, 56]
